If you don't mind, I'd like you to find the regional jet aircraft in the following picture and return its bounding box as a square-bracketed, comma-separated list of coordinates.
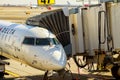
[0, 20, 67, 77]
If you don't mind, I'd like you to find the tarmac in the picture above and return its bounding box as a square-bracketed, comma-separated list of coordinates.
[2, 58, 115, 80]
[0, 6, 116, 80]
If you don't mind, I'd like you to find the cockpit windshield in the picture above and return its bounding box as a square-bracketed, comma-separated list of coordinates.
[23, 37, 60, 46]
[36, 38, 50, 45]
[36, 38, 59, 45]
[23, 37, 34, 45]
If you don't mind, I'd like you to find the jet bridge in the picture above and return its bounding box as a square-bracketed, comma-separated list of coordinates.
[26, 5, 120, 79]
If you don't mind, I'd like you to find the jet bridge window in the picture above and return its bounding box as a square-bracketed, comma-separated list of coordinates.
[23, 37, 35, 45]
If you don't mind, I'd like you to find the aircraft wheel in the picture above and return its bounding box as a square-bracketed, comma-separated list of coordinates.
[111, 65, 120, 79]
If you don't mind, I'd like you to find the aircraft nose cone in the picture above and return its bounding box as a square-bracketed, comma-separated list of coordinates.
[51, 50, 67, 70]
[52, 61, 66, 70]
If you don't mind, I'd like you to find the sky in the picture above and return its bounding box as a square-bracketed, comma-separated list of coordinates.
[0, 0, 99, 6]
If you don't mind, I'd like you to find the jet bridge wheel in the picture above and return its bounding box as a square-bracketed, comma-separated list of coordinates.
[73, 55, 87, 68]
[111, 64, 120, 79]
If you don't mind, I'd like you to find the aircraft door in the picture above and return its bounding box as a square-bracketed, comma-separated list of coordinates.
[12, 35, 22, 58]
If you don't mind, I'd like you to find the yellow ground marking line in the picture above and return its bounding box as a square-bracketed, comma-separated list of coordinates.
[5, 70, 20, 77]
[0, 52, 27, 64]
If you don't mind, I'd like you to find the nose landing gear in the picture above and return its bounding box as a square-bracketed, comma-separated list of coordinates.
[43, 71, 49, 80]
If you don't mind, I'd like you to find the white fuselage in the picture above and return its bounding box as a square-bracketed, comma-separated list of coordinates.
[0, 20, 67, 71]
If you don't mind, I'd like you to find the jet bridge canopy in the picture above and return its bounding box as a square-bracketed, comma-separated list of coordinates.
[26, 9, 72, 56]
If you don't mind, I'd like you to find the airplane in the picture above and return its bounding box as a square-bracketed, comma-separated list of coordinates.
[0, 20, 67, 78]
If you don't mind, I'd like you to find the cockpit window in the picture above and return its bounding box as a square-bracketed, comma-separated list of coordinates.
[23, 37, 60, 46]
[49, 38, 60, 45]
[36, 38, 50, 45]
[23, 37, 35, 45]
[36, 38, 60, 46]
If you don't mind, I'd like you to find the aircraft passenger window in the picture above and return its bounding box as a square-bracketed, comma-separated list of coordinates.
[23, 37, 35, 45]
[36, 38, 50, 45]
